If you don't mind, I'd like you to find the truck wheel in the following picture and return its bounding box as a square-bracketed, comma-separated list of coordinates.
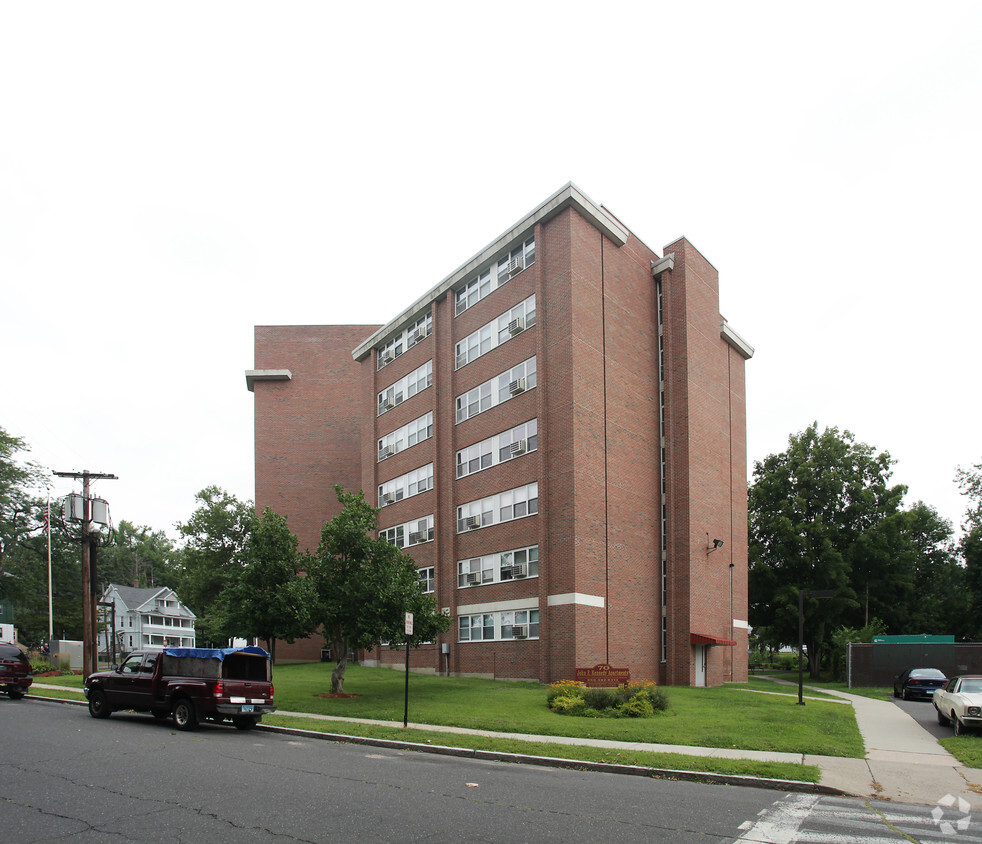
[88, 689, 112, 719]
[8, 688, 26, 700]
[232, 716, 258, 731]
[172, 698, 199, 731]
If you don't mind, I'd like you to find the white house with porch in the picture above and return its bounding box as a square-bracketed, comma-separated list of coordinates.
[102, 584, 196, 654]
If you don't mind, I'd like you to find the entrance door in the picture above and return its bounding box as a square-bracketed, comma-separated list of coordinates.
[695, 645, 707, 687]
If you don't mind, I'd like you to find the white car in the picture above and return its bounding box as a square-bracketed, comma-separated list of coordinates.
[933, 675, 982, 735]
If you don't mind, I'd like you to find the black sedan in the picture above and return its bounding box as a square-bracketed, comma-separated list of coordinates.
[893, 667, 947, 700]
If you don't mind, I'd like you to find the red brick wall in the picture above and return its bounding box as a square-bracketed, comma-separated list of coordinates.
[253, 324, 380, 663]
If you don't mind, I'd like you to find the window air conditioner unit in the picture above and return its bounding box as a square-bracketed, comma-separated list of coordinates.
[508, 378, 526, 395]
[381, 492, 395, 506]
[509, 439, 527, 456]
[465, 514, 482, 530]
[408, 531, 423, 544]
[381, 351, 394, 365]
[410, 329, 424, 344]
[507, 257, 524, 276]
[512, 625, 528, 639]
[381, 396, 396, 410]
[379, 444, 395, 459]
[465, 572, 481, 585]
[507, 316, 525, 335]
[512, 563, 527, 578]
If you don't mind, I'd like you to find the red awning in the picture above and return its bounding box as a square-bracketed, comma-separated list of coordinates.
[691, 633, 736, 646]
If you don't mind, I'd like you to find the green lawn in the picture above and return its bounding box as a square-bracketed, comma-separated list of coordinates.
[30, 663, 865, 780]
[269, 664, 863, 757]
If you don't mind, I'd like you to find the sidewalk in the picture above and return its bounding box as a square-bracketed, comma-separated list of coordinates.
[768, 677, 982, 807]
[32, 680, 982, 806]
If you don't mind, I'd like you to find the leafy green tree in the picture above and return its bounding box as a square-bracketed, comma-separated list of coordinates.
[175, 486, 254, 646]
[963, 527, 982, 639]
[96, 520, 180, 593]
[223, 508, 314, 661]
[749, 423, 905, 677]
[308, 487, 450, 693]
[1, 426, 49, 584]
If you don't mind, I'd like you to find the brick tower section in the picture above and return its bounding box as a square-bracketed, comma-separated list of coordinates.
[660, 238, 749, 686]
[252, 323, 380, 661]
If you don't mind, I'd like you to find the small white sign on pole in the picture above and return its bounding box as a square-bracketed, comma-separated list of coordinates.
[405, 613, 414, 636]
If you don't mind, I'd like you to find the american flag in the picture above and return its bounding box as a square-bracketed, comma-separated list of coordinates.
[42, 501, 50, 533]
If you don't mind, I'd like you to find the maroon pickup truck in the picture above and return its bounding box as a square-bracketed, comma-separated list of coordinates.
[84, 646, 275, 731]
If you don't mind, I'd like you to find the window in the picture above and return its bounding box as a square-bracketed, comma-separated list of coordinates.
[378, 361, 433, 415]
[456, 357, 537, 423]
[380, 514, 434, 548]
[456, 419, 537, 478]
[418, 567, 434, 594]
[455, 237, 535, 316]
[377, 311, 433, 370]
[458, 545, 538, 587]
[378, 412, 433, 461]
[455, 295, 535, 369]
[457, 483, 538, 533]
[458, 609, 539, 641]
[378, 464, 434, 507]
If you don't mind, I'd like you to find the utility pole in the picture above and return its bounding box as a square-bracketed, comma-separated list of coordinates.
[54, 470, 117, 678]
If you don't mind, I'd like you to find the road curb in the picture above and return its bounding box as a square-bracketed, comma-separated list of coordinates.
[254, 722, 849, 797]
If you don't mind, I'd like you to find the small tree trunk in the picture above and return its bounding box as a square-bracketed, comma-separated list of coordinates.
[331, 639, 347, 693]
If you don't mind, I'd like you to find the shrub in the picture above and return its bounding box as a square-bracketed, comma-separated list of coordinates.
[550, 694, 587, 716]
[583, 687, 619, 711]
[620, 692, 655, 718]
[30, 658, 54, 674]
[546, 679, 586, 707]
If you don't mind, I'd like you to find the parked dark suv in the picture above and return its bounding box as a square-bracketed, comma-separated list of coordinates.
[0, 642, 33, 699]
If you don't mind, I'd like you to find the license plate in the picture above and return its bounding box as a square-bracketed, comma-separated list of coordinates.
[241, 704, 254, 712]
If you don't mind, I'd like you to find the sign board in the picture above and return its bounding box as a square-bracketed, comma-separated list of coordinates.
[574, 663, 630, 687]
[404, 613, 414, 636]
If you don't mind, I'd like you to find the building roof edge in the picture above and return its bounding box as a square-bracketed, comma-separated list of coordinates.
[351, 183, 629, 360]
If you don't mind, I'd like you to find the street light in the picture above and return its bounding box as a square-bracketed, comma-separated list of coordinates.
[798, 588, 834, 705]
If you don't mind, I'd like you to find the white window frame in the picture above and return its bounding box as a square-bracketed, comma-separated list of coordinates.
[458, 545, 538, 588]
[378, 464, 434, 507]
[455, 295, 536, 369]
[377, 312, 433, 370]
[456, 357, 537, 423]
[418, 567, 435, 594]
[456, 419, 537, 478]
[456, 483, 538, 533]
[378, 412, 433, 461]
[458, 609, 539, 641]
[379, 514, 434, 548]
[455, 237, 535, 316]
[378, 361, 433, 415]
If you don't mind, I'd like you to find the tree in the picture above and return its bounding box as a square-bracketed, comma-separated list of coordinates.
[308, 487, 450, 693]
[96, 520, 180, 593]
[749, 423, 905, 677]
[175, 487, 254, 646]
[0, 426, 49, 582]
[223, 508, 314, 661]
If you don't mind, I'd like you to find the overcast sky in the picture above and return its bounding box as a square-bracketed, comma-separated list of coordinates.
[2, 2, 980, 541]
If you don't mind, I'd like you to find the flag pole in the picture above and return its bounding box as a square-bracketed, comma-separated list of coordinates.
[46, 497, 53, 642]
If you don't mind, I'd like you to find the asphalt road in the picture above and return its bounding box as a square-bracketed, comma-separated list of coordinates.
[3, 696, 976, 842]
[891, 693, 955, 739]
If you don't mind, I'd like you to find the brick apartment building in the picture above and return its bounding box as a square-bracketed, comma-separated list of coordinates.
[247, 183, 753, 687]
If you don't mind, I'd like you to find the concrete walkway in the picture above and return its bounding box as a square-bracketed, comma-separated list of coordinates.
[32, 680, 982, 806]
[767, 677, 982, 807]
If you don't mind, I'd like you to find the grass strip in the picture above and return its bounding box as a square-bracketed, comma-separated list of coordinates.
[261, 713, 820, 783]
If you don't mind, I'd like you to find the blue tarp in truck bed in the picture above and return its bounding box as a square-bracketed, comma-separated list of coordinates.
[162, 646, 270, 661]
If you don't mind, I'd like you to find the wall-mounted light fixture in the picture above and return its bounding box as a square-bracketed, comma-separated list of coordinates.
[707, 534, 724, 553]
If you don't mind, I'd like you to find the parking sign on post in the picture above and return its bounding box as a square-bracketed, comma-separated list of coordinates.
[403, 613, 414, 727]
